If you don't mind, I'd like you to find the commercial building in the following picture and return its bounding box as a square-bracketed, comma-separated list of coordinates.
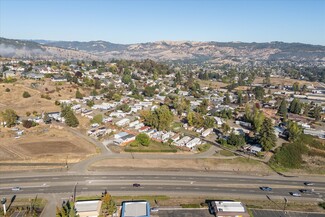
[120, 201, 150, 217]
[210, 201, 249, 217]
[75, 200, 102, 217]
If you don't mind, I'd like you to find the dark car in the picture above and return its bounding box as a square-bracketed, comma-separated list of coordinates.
[299, 189, 313, 194]
[304, 182, 314, 186]
[260, 186, 272, 191]
[133, 183, 141, 187]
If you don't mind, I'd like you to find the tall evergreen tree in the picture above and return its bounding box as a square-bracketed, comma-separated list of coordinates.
[258, 118, 277, 151]
[287, 121, 302, 142]
[277, 99, 287, 117]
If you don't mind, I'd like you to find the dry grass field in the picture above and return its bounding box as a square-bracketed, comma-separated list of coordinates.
[0, 79, 91, 116]
[89, 157, 274, 175]
[254, 77, 321, 87]
[0, 125, 96, 163]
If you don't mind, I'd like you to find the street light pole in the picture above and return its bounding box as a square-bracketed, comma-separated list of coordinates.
[73, 182, 78, 203]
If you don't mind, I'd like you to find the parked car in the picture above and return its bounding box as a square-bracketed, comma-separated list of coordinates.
[260, 186, 272, 191]
[133, 183, 141, 187]
[304, 182, 314, 186]
[290, 192, 301, 197]
[12, 187, 21, 191]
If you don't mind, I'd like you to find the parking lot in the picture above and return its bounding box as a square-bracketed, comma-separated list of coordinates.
[155, 208, 212, 217]
[251, 209, 325, 217]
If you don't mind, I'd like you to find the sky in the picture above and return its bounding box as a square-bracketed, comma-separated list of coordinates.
[0, 0, 325, 45]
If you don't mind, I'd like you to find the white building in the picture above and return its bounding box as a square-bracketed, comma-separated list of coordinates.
[186, 138, 201, 149]
[202, 128, 213, 137]
[116, 118, 130, 127]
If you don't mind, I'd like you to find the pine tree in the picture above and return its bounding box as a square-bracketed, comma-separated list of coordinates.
[287, 121, 302, 142]
[277, 99, 287, 117]
[289, 98, 302, 114]
[313, 105, 322, 121]
[65, 110, 79, 127]
[258, 118, 277, 151]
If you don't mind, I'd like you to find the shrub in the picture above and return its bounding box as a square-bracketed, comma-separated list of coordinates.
[136, 133, 150, 146]
[5, 88, 10, 92]
[91, 114, 103, 124]
[41, 94, 51, 100]
[22, 120, 33, 128]
[22, 91, 31, 98]
[55, 100, 61, 106]
[26, 111, 31, 116]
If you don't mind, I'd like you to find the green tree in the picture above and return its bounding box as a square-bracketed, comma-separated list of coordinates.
[227, 132, 245, 146]
[101, 193, 117, 215]
[303, 103, 311, 117]
[204, 116, 215, 128]
[86, 100, 95, 108]
[0, 109, 18, 127]
[61, 105, 79, 127]
[258, 118, 277, 151]
[122, 74, 132, 84]
[289, 98, 302, 114]
[221, 123, 230, 134]
[223, 92, 231, 105]
[142, 105, 174, 131]
[136, 133, 150, 146]
[253, 86, 265, 100]
[237, 91, 243, 105]
[75, 89, 83, 99]
[43, 112, 51, 124]
[22, 91, 31, 98]
[143, 85, 155, 97]
[117, 104, 131, 112]
[293, 82, 300, 93]
[287, 121, 302, 142]
[313, 105, 322, 121]
[277, 99, 287, 117]
[196, 99, 209, 115]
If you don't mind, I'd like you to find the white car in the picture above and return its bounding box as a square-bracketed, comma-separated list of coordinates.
[12, 187, 21, 191]
[290, 192, 301, 197]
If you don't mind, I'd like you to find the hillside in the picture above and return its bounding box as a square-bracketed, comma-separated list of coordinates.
[1, 37, 325, 64]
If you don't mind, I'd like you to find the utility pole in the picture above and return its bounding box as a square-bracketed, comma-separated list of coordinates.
[1, 197, 6, 216]
[73, 182, 78, 203]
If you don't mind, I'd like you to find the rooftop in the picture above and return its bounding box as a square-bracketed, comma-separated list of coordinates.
[212, 201, 245, 213]
[121, 201, 150, 217]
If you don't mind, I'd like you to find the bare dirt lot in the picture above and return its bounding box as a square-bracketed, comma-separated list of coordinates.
[0, 126, 97, 164]
[89, 158, 274, 175]
[254, 77, 321, 87]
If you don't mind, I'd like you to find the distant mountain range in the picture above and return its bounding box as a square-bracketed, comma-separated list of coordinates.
[1, 37, 325, 64]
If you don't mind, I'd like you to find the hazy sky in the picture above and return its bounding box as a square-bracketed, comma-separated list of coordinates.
[1, 0, 324, 45]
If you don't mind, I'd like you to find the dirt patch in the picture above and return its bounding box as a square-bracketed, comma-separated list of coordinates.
[254, 77, 320, 87]
[17, 141, 88, 155]
[0, 126, 97, 162]
[90, 158, 273, 175]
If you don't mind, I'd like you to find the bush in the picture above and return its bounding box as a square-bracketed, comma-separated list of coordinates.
[136, 133, 150, 146]
[130, 142, 139, 147]
[91, 114, 103, 124]
[22, 91, 31, 98]
[319, 202, 325, 210]
[22, 120, 33, 128]
[55, 100, 61, 106]
[41, 94, 51, 100]
[5, 88, 10, 92]
[26, 111, 31, 116]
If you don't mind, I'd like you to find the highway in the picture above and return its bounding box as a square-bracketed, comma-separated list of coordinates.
[1, 172, 324, 201]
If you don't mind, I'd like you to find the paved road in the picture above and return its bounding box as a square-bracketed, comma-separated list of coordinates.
[1, 173, 324, 201]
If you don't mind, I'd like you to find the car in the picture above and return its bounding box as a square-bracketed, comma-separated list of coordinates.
[150, 207, 159, 212]
[299, 189, 314, 194]
[304, 182, 314, 186]
[11, 187, 21, 191]
[290, 192, 301, 197]
[260, 186, 272, 191]
[133, 183, 140, 187]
